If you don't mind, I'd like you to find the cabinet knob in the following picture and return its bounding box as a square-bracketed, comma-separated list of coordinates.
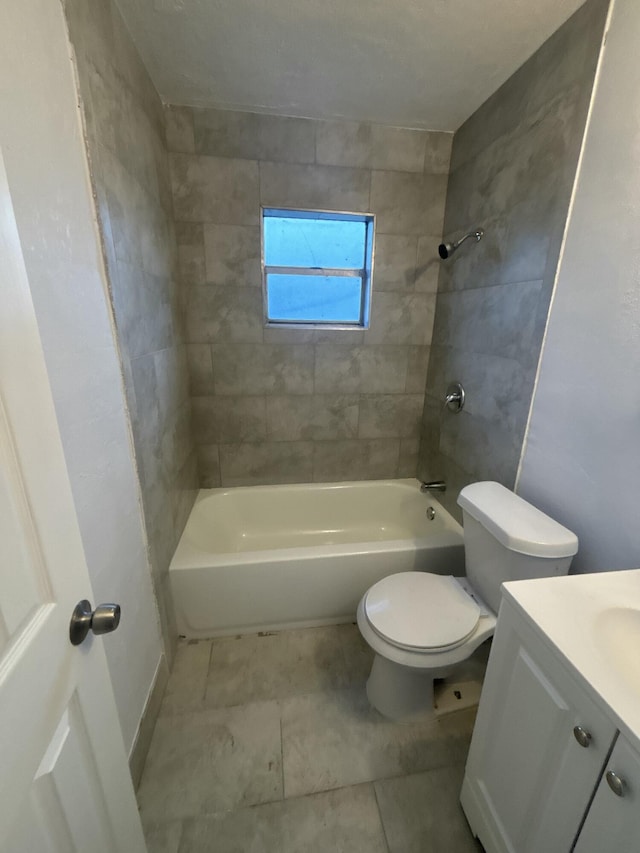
[605, 770, 626, 797]
[573, 725, 592, 748]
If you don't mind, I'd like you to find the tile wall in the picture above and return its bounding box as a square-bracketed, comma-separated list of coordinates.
[65, 0, 198, 658]
[417, 0, 609, 519]
[166, 107, 452, 486]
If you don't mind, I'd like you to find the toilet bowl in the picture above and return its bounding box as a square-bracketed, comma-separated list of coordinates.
[357, 481, 578, 719]
[357, 572, 497, 719]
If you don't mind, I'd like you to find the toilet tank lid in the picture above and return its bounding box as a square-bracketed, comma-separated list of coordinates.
[457, 482, 578, 558]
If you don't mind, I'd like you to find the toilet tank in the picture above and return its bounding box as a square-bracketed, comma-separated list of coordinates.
[458, 482, 578, 615]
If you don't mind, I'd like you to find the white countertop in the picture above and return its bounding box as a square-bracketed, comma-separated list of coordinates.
[503, 568, 640, 744]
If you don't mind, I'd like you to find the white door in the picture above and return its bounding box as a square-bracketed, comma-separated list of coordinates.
[0, 150, 147, 852]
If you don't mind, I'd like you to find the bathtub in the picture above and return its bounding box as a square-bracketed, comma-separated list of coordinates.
[169, 478, 465, 638]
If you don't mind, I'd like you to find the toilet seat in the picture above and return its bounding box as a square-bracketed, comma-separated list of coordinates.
[364, 572, 481, 652]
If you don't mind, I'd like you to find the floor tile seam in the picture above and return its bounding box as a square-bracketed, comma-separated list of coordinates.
[373, 757, 468, 790]
[205, 638, 215, 680]
[278, 687, 450, 720]
[141, 817, 184, 833]
[168, 787, 287, 825]
[176, 825, 186, 853]
[336, 630, 358, 686]
[156, 690, 323, 717]
[279, 716, 285, 803]
[282, 756, 469, 802]
[178, 779, 382, 823]
[144, 764, 469, 828]
[142, 819, 186, 853]
[194, 680, 359, 712]
[156, 704, 208, 719]
[372, 783, 393, 853]
[156, 694, 283, 718]
[176, 820, 187, 853]
[272, 682, 368, 710]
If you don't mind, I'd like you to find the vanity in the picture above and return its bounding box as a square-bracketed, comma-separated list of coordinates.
[461, 569, 640, 852]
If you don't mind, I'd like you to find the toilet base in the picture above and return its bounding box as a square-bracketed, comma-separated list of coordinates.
[366, 653, 452, 720]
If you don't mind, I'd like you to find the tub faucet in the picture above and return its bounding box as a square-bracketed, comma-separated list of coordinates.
[420, 481, 446, 493]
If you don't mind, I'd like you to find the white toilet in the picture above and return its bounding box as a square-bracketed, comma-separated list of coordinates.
[357, 481, 578, 720]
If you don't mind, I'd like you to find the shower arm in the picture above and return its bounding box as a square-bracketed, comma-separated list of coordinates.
[439, 227, 484, 259]
[455, 230, 482, 250]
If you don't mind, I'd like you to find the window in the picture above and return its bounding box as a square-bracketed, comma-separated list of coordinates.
[261, 208, 375, 328]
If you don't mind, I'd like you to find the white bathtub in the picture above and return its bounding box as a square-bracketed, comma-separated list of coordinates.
[169, 478, 465, 638]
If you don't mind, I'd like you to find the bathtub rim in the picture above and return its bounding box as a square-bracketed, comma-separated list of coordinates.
[170, 478, 463, 571]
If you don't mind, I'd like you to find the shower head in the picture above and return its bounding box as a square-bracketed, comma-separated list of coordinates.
[438, 228, 484, 259]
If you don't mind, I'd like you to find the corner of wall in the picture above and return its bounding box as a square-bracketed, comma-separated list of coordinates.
[515, 0, 614, 494]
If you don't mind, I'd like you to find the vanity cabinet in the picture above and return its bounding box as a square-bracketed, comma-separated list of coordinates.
[460, 599, 618, 853]
[574, 733, 640, 852]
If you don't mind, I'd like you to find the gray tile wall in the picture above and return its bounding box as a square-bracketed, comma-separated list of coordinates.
[64, 0, 198, 658]
[417, 0, 609, 519]
[166, 107, 452, 486]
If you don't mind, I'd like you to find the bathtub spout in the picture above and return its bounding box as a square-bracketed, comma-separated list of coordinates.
[420, 481, 446, 493]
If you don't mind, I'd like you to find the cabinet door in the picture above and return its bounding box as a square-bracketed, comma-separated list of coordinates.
[461, 604, 616, 853]
[574, 734, 640, 853]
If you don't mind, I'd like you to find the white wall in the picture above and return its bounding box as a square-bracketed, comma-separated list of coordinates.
[0, 0, 164, 750]
[517, 0, 640, 573]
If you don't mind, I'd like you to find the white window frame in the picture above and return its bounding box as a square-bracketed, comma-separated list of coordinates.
[261, 206, 376, 329]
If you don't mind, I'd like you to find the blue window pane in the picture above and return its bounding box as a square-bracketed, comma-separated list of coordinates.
[264, 216, 366, 269]
[267, 274, 363, 323]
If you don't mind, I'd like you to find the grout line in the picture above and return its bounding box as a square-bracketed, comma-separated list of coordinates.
[313, 119, 318, 165]
[279, 716, 286, 801]
[413, 232, 421, 294]
[176, 819, 185, 851]
[436, 276, 544, 295]
[206, 343, 215, 394]
[336, 624, 354, 685]
[373, 783, 392, 853]
[205, 637, 214, 681]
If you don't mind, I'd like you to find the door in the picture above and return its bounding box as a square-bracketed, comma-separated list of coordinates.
[574, 734, 640, 853]
[0, 150, 147, 851]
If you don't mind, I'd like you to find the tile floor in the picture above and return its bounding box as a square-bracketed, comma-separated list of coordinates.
[138, 623, 486, 852]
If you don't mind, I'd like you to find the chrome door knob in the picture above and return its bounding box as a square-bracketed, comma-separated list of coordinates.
[69, 600, 121, 646]
[605, 770, 626, 797]
[573, 726, 593, 748]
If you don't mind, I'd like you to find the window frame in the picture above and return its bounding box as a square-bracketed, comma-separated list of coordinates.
[260, 206, 376, 329]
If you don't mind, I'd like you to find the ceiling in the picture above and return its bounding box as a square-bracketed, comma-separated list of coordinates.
[116, 0, 588, 131]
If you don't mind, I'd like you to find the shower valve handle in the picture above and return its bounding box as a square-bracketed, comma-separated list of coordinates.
[443, 382, 465, 413]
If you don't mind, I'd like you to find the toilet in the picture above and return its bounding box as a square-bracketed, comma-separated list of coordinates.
[357, 481, 578, 719]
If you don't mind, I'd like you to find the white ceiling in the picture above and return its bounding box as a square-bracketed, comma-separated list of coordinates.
[116, 0, 587, 131]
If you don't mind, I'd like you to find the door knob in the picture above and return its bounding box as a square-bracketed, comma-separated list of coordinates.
[69, 600, 121, 646]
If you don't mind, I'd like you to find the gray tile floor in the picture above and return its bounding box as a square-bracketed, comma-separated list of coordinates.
[138, 624, 485, 852]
